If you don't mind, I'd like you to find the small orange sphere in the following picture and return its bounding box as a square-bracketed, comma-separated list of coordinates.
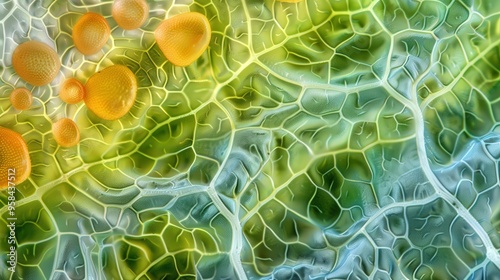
[10, 88, 33, 110]
[52, 118, 80, 147]
[12, 41, 61, 86]
[73, 13, 111, 55]
[0, 127, 31, 190]
[60, 78, 85, 104]
[84, 65, 137, 120]
[154, 12, 211, 66]
[112, 0, 149, 30]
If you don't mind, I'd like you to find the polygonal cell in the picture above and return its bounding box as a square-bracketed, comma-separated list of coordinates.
[377, 97, 415, 140]
[326, 236, 375, 279]
[433, 0, 470, 38]
[54, 235, 86, 280]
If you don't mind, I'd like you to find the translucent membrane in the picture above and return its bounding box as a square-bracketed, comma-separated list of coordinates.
[12, 41, 61, 86]
[52, 118, 80, 147]
[0, 127, 31, 190]
[60, 78, 85, 104]
[154, 12, 211, 66]
[84, 65, 137, 120]
[72, 13, 111, 55]
[277, 0, 303, 2]
[10, 87, 33, 110]
[112, 0, 149, 30]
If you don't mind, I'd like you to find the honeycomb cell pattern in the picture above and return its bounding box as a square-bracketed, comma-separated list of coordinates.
[52, 118, 80, 147]
[59, 78, 85, 104]
[0, 127, 31, 189]
[12, 41, 60, 86]
[9, 87, 33, 110]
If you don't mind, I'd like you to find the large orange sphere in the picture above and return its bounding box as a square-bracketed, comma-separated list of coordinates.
[52, 118, 80, 147]
[154, 12, 211, 66]
[72, 13, 111, 55]
[84, 65, 137, 120]
[12, 41, 60, 86]
[0, 127, 31, 190]
[10, 87, 33, 110]
[112, 0, 149, 30]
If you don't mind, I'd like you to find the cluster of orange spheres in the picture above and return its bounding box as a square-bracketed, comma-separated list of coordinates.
[5, 0, 216, 188]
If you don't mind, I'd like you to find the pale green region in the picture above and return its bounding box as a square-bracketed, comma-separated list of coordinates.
[0, 200, 57, 279]
[2, 0, 500, 279]
[373, 0, 447, 32]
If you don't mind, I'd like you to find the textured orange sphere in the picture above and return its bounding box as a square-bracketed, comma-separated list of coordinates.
[12, 41, 61, 86]
[154, 12, 211, 66]
[10, 87, 33, 110]
[112, 0, 149, 30]
[84, 65, 137, 120]
[0, 127, 31, 190]
[52, 118, 80, 147]
[60, 78, 85, 104]
[73, 13, 111, 55]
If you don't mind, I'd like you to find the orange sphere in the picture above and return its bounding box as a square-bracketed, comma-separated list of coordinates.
[112, 0, 149, 30]
[154, 12, 211, 66]
[72, 13, 111, 55]
[60, 78, 85, 104]
[84, 65, 137, 120]
[10, 87, 33, 110]
[12, 41, 61, 86]
[52, 118, 80, 147]
[0, 127, 31, 190]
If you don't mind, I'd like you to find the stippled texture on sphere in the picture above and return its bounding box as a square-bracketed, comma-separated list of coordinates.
[112, 0, 149, 30]
[10, 88, 33, 110]
[12, 41, 61, 86]
[72, 13, 111, 55]
[52, 118, 80, 147]
[60, 78, 85, 104]
[83, 65, 137, 120]
[154, 12, 211, 66]
[0, 127, 31, 189]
